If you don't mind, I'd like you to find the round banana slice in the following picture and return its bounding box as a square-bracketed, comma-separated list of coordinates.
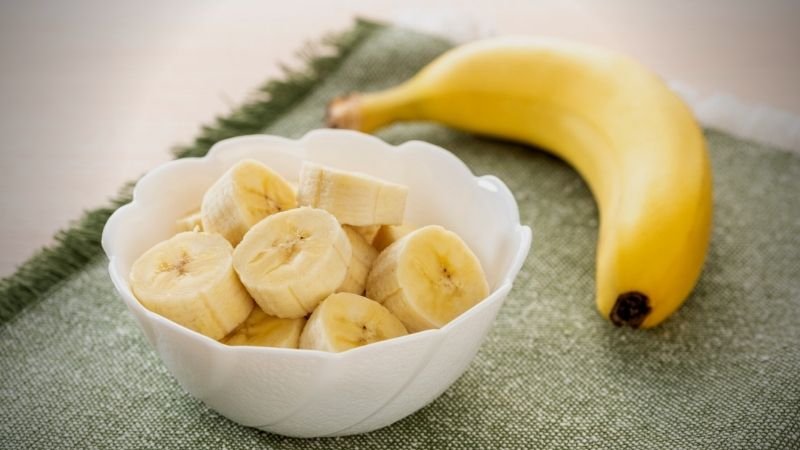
[366, 225, 490, 332]
[337, 226, 379, 295]
[201, 159, 297, 246]
[296, 162, 408, 226]
[299, 293, 408, 352]
[129, 231, 255, 340]
[233, 207, 351, 319]
[222, 307, 306, 348]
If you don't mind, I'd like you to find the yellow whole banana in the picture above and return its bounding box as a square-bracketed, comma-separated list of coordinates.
[327, 37, 713, 328]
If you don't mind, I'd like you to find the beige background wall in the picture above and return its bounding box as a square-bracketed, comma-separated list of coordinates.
[1, 0, 798, 276]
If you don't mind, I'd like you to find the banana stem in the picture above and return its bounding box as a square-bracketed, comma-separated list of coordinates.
[327, 85, 418, 133]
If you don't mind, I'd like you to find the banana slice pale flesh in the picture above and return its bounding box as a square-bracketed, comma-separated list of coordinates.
[222, 307, 306, 348]
[175, 209, 203, 233]
[129, 231, 255, 340]
[366, 225, 490, 332]
[338, 226, 379, 295]
[372, 223, 416, 252]
[202, 159, 297, 245]
[299, 292, 408, 352]
[233, 207, 351, 319]
[297, 161, 407, 226]
[350, 224, 381, 244]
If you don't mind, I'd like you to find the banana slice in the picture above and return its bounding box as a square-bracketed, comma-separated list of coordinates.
[372, 223, 416, 251]
[202, 159, 297, 245]
[288, 181, 298, 197]
[366, 225, 489, 332]
[175, 209, 203, 232]
[299, 293, 407, 352]
[233, 207, 351, 319]
[129, 231, 255, 340]
[222, 307, 306, 348]
[338, 226, 379, 295]
[351, 224, 381, 244]
[296, 162, 408, 226]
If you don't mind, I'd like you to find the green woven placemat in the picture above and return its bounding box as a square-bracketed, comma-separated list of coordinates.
[1, 19, 799, 449]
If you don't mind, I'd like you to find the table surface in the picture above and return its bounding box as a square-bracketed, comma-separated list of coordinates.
[1, 0, 798, 277]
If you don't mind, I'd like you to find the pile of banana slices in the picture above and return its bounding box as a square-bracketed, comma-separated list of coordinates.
[129, 159, 489, 352]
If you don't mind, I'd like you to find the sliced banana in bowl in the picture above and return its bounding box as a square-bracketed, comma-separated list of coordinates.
[367, 225, 490, 332]
[233, 207, 351, 319]
[202, 159, 297, 245]
[372, 223, 416, 251]
[175, 209, 203, 233]
[337, 226, 379, 295]
[222, 307, 306, 348]
[299, 292, 408, 353]
[350, 224, 381, 244]
[297, 161, 408, 226]
[128, 231, 255, 341]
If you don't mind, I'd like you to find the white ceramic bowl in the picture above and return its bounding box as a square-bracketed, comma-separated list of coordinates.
[102, 129, 531, 438]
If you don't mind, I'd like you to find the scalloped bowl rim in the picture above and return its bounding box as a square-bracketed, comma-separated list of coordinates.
[102, 129, 532, 361]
